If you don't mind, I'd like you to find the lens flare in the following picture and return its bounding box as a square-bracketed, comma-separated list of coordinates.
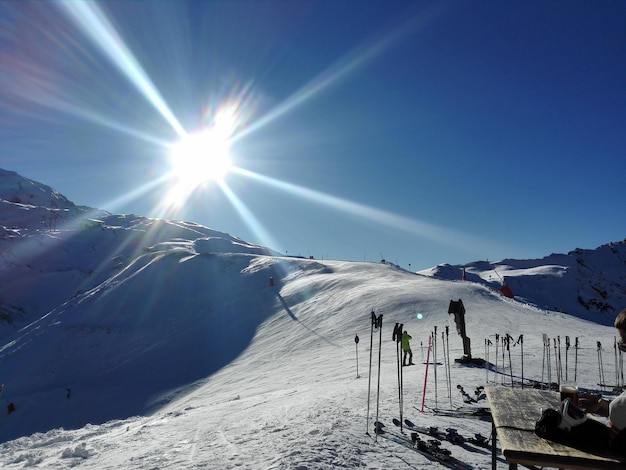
[170, 130, 232, 185]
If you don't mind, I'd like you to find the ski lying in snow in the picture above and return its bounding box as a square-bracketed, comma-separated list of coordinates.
[597, 383, 626, 392]
[400, 418, 491, 453]
[457, 384, 486, 403]
[419, 405, 492, 421]
[456, 385, 477, 403]
[374, 421, 473, 470]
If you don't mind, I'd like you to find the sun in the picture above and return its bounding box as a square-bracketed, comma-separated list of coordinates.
[164, 127, 233, 207]
[163, 103, 244, 207]
[169, 128, 232, 187]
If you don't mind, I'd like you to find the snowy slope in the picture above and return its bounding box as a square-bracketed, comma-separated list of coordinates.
[0, 168, 624, 469]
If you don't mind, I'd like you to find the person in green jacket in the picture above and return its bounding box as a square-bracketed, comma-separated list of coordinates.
[402, 330, 414, 366]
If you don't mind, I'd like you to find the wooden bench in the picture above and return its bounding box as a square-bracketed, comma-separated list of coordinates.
[485, 386, 626, 469]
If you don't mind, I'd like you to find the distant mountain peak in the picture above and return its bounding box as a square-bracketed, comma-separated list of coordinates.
[0, 168, 76, 210]
[420, 240, 626, 324]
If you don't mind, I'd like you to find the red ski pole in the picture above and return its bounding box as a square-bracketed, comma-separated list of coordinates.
[421, 335, 433, 413]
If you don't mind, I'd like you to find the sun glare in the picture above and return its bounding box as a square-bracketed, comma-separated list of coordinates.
[164, 127, 233, 207]
[169, 129, 232, 186]
[161, 101, 251, 208]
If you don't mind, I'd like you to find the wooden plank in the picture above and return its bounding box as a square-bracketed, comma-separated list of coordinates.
[486, 386, 626, 469]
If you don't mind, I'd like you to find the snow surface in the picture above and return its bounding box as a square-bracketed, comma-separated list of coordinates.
[1, 168, 625, 469]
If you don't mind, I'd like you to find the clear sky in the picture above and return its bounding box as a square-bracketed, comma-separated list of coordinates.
[1, 1, 625, 270]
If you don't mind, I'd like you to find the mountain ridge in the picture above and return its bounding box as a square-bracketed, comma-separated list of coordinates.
[419, 241, 626, 324]
[2, 167, 625, 328]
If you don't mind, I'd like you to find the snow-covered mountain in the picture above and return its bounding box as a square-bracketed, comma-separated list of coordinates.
[0, 168, 624, 469]
[419, 243, 626, 326]
[0, 168, 283, 440]
[0, 169, 278, 330]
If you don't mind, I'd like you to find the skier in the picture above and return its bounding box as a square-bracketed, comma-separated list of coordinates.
[402, 330, 414, 366]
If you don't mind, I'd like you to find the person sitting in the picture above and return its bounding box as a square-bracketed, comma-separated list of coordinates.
[579, 308, 626, 449]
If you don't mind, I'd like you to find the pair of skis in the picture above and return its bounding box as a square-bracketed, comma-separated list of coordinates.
[419, 404, 492, 422]
[400, 418, 490, 453]
[374, 421, 473, 470]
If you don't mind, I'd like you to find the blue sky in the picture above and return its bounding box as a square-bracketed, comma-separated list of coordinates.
[1, 1, 625, 270]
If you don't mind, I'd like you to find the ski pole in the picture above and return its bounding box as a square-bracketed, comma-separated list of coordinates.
[442, 331, 448, 392]
[515, 335, 524, 389]
[518, 335, 524, 388]
[616, 340, 624, 388]
[554, 338, 559, 389]
[501, 335, 506, 385]
[393, 323, 403, 432]
[355, 334, 360, 379]
[615, 337, 619, 388]
[421, 334, 432, 413]
[433, 327, 438, 410]
[546, 335, 552, 389]
[442, 331, 451, 408]
[546, 334, 551, 387]
[565, 336, 570, 382]
[393, 323, 400, 393]
[446, 326, 452, 408]
[506, 334, 514, 388]
[486, 339, 492, 384]
[365, 311, 376, 434]
[374, 314, 384, 441]
[445, 325, 452, 409]
[597, 341, 605, 391]
[556, 336, 563, 383]
[541, 334, 546, 386]
[399, 329, 404, 431]
[494, 334, 499, 384]
[574, 337, 579, 382]
[484, 338, 488, 383]
[618, 342, 624, 387]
